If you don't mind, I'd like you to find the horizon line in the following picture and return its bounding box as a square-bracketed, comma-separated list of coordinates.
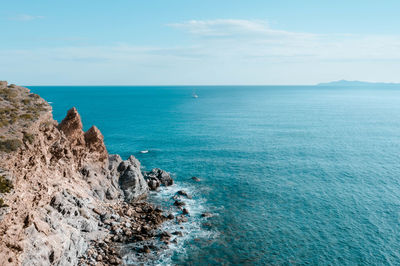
[24, 84, 315, 87]
[20, 80, 400, 87]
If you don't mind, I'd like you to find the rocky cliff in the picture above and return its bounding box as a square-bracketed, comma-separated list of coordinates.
[0, 82, 168, 265]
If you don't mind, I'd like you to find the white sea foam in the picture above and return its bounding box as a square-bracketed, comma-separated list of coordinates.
[123, 181, 218, 265]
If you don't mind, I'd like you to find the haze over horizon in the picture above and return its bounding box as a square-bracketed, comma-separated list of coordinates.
[1, 0, 400, 85]
[16, 80, 400, 87]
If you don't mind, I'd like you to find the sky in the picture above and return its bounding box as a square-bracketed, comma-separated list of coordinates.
[1, 0, 400, 85]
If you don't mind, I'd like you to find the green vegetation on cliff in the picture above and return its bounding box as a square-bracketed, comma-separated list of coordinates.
[0, 82, 49, 155]
[0, 175, 13, 193]
[0, 175, 13, 208]
[0, 139, 22, 152]
[0, 83, 48, 129]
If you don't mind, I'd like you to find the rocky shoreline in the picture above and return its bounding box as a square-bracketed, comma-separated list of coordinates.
[79, 201, 169, 265]
[78, 158, 189, 265]
[0, 81, 210, 265]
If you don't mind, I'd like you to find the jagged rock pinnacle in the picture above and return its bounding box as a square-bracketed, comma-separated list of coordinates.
[58, 107, 85, 145]
[84, 125, 108, 162]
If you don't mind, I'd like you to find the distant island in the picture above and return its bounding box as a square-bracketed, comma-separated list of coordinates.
[317, 80, 400, 87]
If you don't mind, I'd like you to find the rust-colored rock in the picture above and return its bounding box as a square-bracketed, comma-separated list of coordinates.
[84, 125, 108, 162]
[58, 107, 85, 146]
[0, 83, 167, 266]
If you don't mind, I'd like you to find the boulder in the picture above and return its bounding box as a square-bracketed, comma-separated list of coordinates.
[148, 179, 160, 191]
[160, 231, 172, 238]
[143, 168, 173, 189]
[176, 215, 188, 223]
[177, 190, 192, 199]
[174, 200, 185, 207]
[172, 231, 183, 236]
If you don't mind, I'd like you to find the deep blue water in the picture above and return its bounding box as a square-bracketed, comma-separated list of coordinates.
[29, 85, 400, 265]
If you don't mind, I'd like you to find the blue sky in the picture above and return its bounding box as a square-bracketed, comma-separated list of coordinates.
[1, 0, 400, 85]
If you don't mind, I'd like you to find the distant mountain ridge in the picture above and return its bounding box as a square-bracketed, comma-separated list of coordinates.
[317, 80, 400, 87]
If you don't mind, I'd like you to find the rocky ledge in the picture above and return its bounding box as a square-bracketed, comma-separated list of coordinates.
[0, 81, 183, 265]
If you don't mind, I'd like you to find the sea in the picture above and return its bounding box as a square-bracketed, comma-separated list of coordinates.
[29, 85, 400, 265]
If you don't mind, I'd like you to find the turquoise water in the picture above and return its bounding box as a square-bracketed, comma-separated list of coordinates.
[30, 85, 400, 265]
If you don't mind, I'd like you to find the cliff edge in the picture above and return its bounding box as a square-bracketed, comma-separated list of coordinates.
[0, 82, 169, 265]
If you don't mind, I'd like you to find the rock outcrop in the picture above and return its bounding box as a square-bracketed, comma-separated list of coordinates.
[0, 81, 7, 89]
[0, 82, 156, 265]
[118, 156, 149, 202]
[143, 168, 173, 191]
[58, 107, 85, 146]
[84, 126, 108, 163]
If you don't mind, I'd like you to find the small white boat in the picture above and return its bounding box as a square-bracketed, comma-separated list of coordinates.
[192, 91, 198, 98]
[140, 150, 149, 154]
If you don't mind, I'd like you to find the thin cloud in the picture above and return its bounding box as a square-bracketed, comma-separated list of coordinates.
[2, 19, 400, 84]
[168, 19, 400, 61]
[9, 14, 44, 21]
[168, 19, 316, 39]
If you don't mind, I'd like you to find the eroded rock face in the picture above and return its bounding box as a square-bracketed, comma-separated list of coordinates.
[58, 107, 85, 146]
[84, 125, 108, 163]
[0, 91, 151, 265]
[108, 154, 122, 173]
[22, 190, 98, 265]
[118, 156, 149, 202]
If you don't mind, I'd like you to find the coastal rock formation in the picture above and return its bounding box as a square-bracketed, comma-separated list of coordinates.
[143, 168, 173, 191]
[84, 126, 108, 163]
[0, 81, 7, 89]
[0, 82, 164, 265]
[118, 156, 149, 202]
[58, 107, 85, 146]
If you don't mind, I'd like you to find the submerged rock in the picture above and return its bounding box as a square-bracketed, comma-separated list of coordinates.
[177, 190, 192, 199]
[201, 212, 213, 218]
[172, 231, 183, 236]
[174, 200, 185, 207]
[176, 215, 188, 223]
[191, 176, 201, 182]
